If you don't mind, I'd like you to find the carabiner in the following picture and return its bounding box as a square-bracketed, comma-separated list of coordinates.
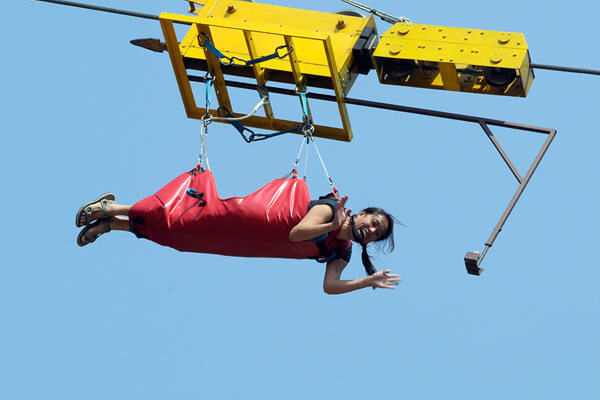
[275, 44, 294, 59]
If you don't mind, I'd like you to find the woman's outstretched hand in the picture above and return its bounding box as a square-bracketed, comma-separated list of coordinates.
[332, 195, 352, 230]
[369, 270, 401, 289]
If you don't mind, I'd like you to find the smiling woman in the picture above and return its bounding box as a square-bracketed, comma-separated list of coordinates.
[289, 195, 400, 294]
[75, 165, 400, 294]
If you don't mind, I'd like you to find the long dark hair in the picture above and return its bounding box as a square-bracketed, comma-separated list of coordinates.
[353, 207, 398, 276]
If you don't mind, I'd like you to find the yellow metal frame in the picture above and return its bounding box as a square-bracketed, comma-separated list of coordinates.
[373, 23, 534, 97]
[159, 4, 371, 142]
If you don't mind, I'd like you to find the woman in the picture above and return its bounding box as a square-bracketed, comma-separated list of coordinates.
[75, 169, 401, 294]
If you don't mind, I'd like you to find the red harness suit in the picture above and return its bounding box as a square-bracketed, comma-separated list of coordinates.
[129, 167, 350, 260]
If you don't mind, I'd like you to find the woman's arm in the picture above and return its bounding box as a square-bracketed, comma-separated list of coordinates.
[323, 258, 371, 294]
[289, 195, 350, 242]
[323, 258, 401, 295]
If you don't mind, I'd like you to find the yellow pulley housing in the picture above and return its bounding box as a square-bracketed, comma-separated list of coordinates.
[373, 23, 534, 97]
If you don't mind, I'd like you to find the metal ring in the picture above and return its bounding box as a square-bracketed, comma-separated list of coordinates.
[295, 86, 307, 95]
[201, 113, 213, 124]
[302, 124, 314, 136]
[228, 56, 247, 66]
[276, 44, 294, 59]
[204, 71, 215, 81]
[197, 32, 210, 48]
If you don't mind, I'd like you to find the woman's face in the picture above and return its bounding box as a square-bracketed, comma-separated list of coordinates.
[353, 211, 389, 244]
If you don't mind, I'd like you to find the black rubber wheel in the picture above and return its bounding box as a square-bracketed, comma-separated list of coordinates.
[382, 59, 416, 80]
[483, 67, 517, 88]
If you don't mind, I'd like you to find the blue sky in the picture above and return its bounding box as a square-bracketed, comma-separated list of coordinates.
[2, 1, 599, 399]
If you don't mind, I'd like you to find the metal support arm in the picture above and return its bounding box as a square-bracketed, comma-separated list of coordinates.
[465, 125, 556, 275]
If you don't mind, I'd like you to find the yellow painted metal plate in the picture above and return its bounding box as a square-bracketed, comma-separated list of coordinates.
[373, 23, 534, 97]
[376, 23, 528, 68]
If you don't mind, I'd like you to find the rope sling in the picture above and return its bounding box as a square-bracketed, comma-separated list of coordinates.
[196, 35, 340, 198]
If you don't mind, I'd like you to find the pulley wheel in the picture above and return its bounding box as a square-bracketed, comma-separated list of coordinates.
[483, 67, 517, 88]
[383, 59, 416, 80]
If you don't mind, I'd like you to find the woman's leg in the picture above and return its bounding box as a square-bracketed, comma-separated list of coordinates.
[78, 200, 133, 226]
[109, 216, 131, 232]
[77, 216, 131, 246]
[109, 204, 132, 217]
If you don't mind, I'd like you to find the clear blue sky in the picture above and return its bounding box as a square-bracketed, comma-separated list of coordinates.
[2, 1, 599, 399]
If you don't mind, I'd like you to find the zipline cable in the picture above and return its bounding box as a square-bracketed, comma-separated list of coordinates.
[35, 0, 160, 21]
[530, 63, 600, 76]
[34, 0, 600, 77]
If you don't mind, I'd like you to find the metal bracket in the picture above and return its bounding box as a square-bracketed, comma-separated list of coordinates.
[464, 121, 556, 275]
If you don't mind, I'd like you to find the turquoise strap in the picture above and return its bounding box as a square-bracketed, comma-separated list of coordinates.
[205, 77, 213, 110]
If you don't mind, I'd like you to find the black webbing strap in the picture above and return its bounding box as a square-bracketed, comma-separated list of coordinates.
[198, 34, 293, 66]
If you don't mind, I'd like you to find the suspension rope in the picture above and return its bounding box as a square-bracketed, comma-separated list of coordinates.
[307, 128, 339, 197]
[530, 63, 600, 76]
[295, 90, 338, 194]
[286, 128, 336, 196]
[199, 116, 211, 171]
[198, 75, 214, 170]
[339, 0, 412, 24]
[36, 0, 161, 22]
[202, 74, 297, 143]
[283, 134, 307, 179]
[292, 135, 306, 174]
[303, 135, 310, 180]
[211, 96, 270, 123]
